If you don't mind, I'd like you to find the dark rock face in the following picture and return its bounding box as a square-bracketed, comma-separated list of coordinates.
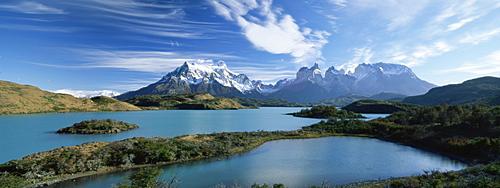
[116, 62, 436, 103]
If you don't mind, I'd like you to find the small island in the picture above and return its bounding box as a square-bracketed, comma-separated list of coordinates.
[56, 119, 139, 134]
[342, 99, 421, 114]
[287, 106, 365, 119]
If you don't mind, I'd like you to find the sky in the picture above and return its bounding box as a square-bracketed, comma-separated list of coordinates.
[0, 0, 499, 94]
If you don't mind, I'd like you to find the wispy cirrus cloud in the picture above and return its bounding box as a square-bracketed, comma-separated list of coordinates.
[339, 47, 373, 72]
[426, 1, 499, 36]
[209, 0, 330, 64]
[0, 1, 66, 14]
[0, 24, 77, 32]
[440, 50, 500, 75]
[459, 28, 500, 45]
[345, 0, 430, 31]
[72, 49, 242, 73]
[373, 41, 454, 68]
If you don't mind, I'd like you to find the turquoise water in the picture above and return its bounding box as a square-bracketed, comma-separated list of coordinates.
[50, 137, 467, 187]
[1, 108, 467, 187]
[0, 108, 321, 163]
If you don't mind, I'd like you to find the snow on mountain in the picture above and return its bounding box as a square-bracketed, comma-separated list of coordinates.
[349, 63, 416, 80]
[116, 61, 436, 102]
[53, 89, 121, 98]
[159, 61, 256, 93]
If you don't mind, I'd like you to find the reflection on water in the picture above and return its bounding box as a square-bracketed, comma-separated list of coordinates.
[50, 137, 467, 188]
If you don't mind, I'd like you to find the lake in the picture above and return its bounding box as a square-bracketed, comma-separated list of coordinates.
[50, 137, 467, 187]
[0, 108, 467, 187]
[0, 107, 323, 163]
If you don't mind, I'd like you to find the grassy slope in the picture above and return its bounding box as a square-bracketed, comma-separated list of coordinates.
[123, 93, 251, 110]
[402, 76, 500, 106]
[0, 80, 141, 115]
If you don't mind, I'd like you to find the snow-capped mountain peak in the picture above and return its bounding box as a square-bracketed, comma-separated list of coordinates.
[349, 62, 416, 80]
[296, 63, 323, 83]
[116, 61, 436, 103]
[159, 61, 255, 93]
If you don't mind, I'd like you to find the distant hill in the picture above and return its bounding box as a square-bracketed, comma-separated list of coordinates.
[122, 93, 250, 110]
[307, 92, 408, 107]
[230, 97, 306, 107]
[342, 99, 421, 114]
[0, 80, 141, 115]
[402, 76, 500, 106]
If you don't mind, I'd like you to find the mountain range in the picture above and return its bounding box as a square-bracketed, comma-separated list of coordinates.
[53, 89, 121, 98]
[117, 61, 436, 103]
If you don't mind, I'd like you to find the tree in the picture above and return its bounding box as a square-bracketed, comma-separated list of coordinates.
[114, 166, 180, 188]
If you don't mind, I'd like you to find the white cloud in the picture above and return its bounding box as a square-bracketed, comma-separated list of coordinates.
[0, 1, 66, 14]
[459, 28, 500, 45]
[380, 41, 454, 67]
[210, 0, 330, 64]
[446, 16, 478, 32]
[405, 41, 454, 67]
[428, 1, 499, 35]
[441, 50, 500, 75]
[30, 48, 243, 74]
[339, 47, 373, 72]
[73, 49, 242, 73]
[0, 24, 76, 32]
[328, 0, 346, 7]
[348, 0, 430, 31]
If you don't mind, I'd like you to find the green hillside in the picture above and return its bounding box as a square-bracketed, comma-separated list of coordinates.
[57, 119, 139, 134]
[342, 99, 421, 113]
[307, 93, 408, 107]
[0, 81, 141, 115]
[122, 93, 250, 110]
[402, 76, 500, 106]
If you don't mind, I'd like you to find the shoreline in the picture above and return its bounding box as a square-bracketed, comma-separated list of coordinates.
[24, 133, 475, 188]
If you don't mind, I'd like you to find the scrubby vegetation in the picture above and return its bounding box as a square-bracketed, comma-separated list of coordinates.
[122, 94, 250, 110]
[306, 93, 407, 107]
[56, 119, 139, 134]
[380, 162, 500, 187]
[0, 130, 325, 187]
[1, 104, 499, 187]
[287, 106, 365, 119]
[304, 104, 500, 163]
[341, 99, 422, 113]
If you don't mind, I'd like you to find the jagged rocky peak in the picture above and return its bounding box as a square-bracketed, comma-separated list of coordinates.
[349, 62, 416, 80]
[325, 66, 347, 81]
[296, 63, 323, 83]
[159, 61, 256, 93]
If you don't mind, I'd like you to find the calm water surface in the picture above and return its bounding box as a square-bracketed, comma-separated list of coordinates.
[0, 108, 322, 163]
[1, 108, 465, 187]
[50, 137, 467, 187]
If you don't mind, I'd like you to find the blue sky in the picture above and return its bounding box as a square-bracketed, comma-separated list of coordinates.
[0, 0, 498, 93]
